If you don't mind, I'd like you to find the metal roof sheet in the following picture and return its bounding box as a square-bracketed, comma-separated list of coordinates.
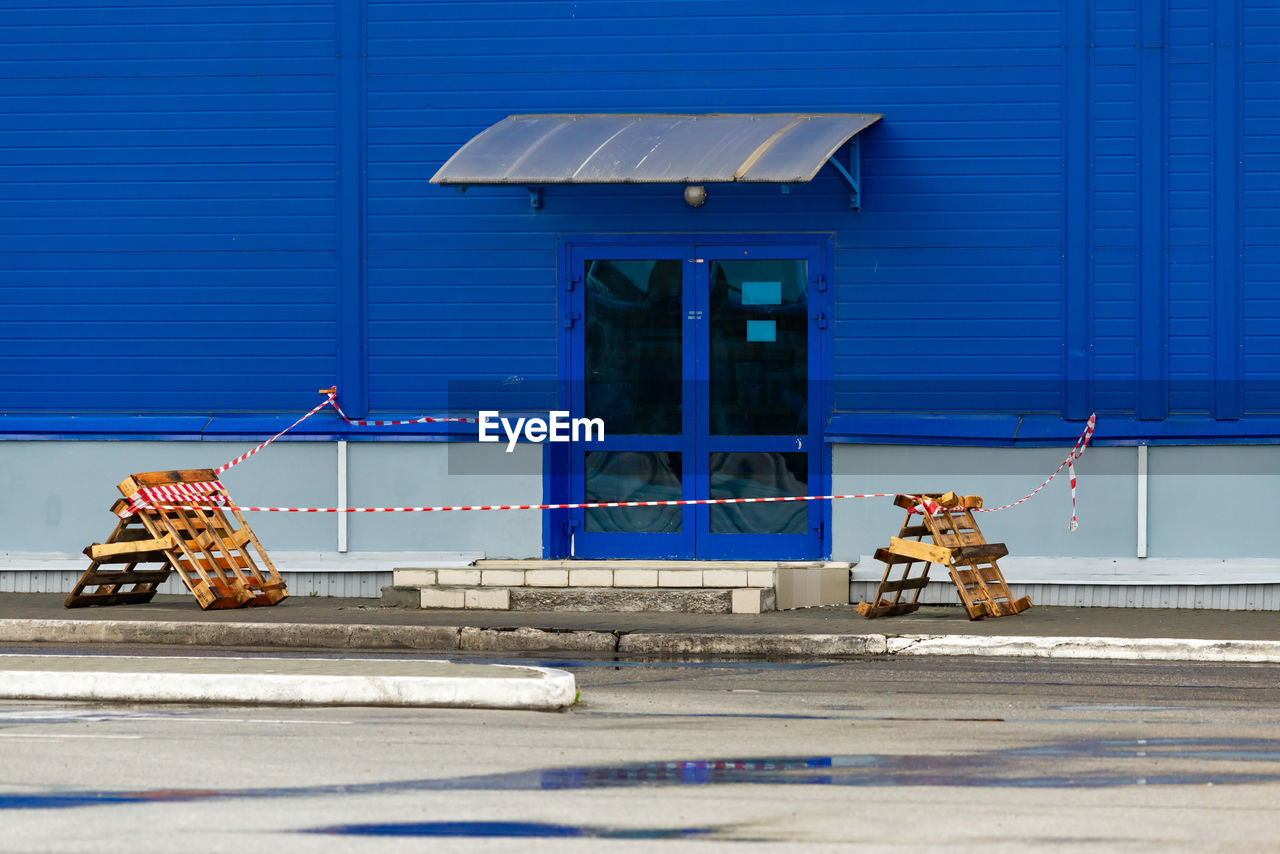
[430, 113, 882, 185]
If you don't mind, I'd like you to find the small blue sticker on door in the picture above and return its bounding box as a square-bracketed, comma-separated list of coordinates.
[746, 320, 776, 342]
[742, 281, 782, 305]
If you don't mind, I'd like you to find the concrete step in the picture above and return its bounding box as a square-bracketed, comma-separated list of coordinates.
[468, 560, 849, 571]
[383, 585, 776, 615]
[392, 561, 853, 594]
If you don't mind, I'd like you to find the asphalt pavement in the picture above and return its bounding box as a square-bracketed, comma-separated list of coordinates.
[4, 656, 1280, 852]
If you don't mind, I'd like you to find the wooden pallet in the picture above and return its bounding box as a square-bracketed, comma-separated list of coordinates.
[66, 469, 288, 610]
[857, 492, 1031, 621]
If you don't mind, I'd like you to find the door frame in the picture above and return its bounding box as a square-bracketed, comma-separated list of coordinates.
[544, 233, 836, 560]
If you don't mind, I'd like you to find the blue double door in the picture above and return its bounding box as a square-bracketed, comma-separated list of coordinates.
[557, 239, 830, 560]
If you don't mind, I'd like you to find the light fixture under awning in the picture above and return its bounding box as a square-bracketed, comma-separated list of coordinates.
[430, 112, 881, 208]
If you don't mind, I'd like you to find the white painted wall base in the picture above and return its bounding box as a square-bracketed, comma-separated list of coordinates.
[851, 556, 1280, 610]
[849, 580, 1280, 610]
[0, 551, 483, 599]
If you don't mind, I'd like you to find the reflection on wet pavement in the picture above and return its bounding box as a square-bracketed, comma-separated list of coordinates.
[3, 737, 1280, 811]
[312, 820, 715, 839]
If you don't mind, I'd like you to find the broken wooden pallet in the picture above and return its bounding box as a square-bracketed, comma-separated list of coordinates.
[66, 469, 288, 610]
[857, 491, 1031, 621]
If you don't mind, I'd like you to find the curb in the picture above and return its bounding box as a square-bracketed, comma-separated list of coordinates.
[0, 618, 464, 650]
[0, 655, 577, 710]
[887, 634, 1280, 663]
[2, 618, 1277, 663]
[618, 632, 887, 657]
[0, 619, 616, 652]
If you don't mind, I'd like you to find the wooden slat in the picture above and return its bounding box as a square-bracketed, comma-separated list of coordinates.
[112, 526, 166, 543]
[83, 550, 171, 565]
[128, 469, 220, 488]
[176, 554, 254, 573]
[84, 534, 177, 561]
[77, 569, 173, 586]
[874, 576, 930, 593]
[187, 526, 251, 553]
[899, 525, 931, 538]
[889, 537, 952, 565]
[856, 601, 921, 618]
[874, 547, 925, 566]
[954, 543, 1009, 561]
[65, 589, 161, 608]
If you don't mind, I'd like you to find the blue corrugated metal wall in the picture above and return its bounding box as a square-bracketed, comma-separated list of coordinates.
[0, 1, 340, 413]
[2, 0, 1278, 427]
[1244, 1, 1280, 412]
[365, 0, 1071, 415]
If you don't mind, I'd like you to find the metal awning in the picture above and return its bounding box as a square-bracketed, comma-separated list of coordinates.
[430, 112, 881, 208]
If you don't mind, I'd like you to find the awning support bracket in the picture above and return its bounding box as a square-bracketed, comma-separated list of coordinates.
[528, 187, 543, 210]
[826, 136, 863, 210]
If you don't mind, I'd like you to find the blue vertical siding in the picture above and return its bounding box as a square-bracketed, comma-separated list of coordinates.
[1063, 1, 1094, 420]
[1243, 0, 1280, 413]
[1211, 0, 1244, 419]
[1093, 1, 1141, 415]
[0, 0, 1277, 430]
[1167, 0, 1213, 414]
[835, 4, 1065, 413]
[364, 0, 1067, 414]
[0, 1, 339, 413]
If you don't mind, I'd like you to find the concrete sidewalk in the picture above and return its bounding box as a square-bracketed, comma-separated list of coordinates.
[0, 592, 1277, 662]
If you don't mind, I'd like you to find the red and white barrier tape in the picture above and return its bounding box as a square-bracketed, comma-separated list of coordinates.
[134, 389, 1097, 529]
[214, 393, 338, 475]
[147, 494, 901, 514]
[120, 481, 228, 518]
[214, 388, 474, 476]
[148, 492, 898, 515]
[978, 412, 1095, 530]
[911, 413, 1096, 530]
[328, 396, 476, 427]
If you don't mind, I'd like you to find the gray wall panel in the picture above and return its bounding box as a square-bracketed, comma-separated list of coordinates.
[0, 440, 543, 559]
[831, 445, 1137, 561]
[0, 441, 337, 554]
[345, 442, 542, 558]
[1147, 446, 1280, 557]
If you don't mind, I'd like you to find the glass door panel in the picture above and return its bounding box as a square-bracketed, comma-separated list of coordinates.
[585, 450, 682, 533]
[693, 246, 825, 559]
[708, 451, 808, 534]
[585, 259, 682, 434]
[569, 248, 695, 559]
[709, 259, 809, 436]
